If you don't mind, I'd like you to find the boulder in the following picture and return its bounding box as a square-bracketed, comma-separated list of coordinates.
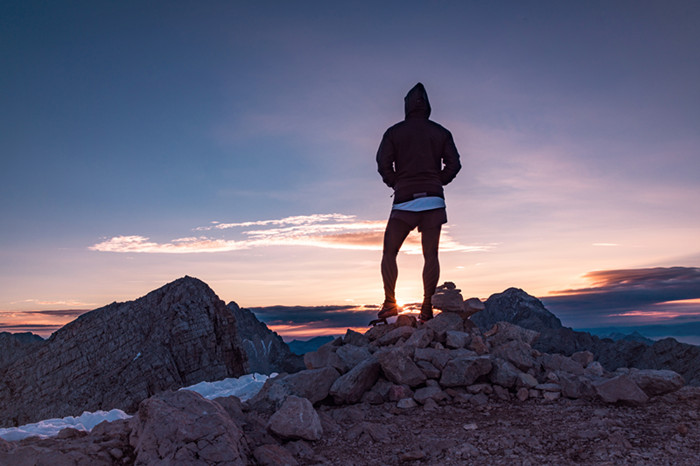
[627, 369, 685, 397]
[329, 357, 381, 404]
[594, 375, 649, 404]
[376, 348, 427, 387]
[376, 326, 415, 346]
[267, 396, 323, 441]
[489, 358, 520, 389]
[343, 329, 369, 347]
[439, 356, 493, 387]
[404, 328, 435, 348]
[129, 390, 247, 465]
[431, 282, 465, 312]
[445, 330, 470, 349]
[413, 385, 445, 404]
[280, 367, 341, 404]
[424, 312, 465, 342]
[335, 345, 372, 371]
[491, 340, 536, 371]
[463, 298, 485, 317]
[303, 344, 346, 373]
[541, 353, 584, 376]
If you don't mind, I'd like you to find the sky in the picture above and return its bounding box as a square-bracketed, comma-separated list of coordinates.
[2, 1, 699, 340]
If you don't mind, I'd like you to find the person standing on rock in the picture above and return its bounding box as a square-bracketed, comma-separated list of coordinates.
[376, 82, 461, 323]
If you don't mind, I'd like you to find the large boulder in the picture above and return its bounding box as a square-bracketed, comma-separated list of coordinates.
[329, 357, 381, 404]
[439, 356, 492, 387]
[267, 396, 323, 441]
[129, 390, 248, 465]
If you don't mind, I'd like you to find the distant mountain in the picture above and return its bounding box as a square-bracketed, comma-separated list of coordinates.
[475, 288, 700, 385]
[288, 335, 336, 355]
[229, 302, 304, 374]
[0, 276, 248, 427]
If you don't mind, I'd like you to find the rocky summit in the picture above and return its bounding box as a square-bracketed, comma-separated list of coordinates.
[0, 276, 248, 427]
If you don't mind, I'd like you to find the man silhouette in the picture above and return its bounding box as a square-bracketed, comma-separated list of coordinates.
[376, 82, 461, 322]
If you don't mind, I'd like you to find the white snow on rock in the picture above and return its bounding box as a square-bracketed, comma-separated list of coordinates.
[0, 409, 130, 442]
[0, 372, 272, 441]
[180, 372, 273, 401]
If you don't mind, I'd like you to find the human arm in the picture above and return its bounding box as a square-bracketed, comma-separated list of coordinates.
[440, 131, 461, 185]
[376, 131, 397, 188]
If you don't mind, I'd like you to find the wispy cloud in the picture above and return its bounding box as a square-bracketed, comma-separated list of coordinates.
[90, 213, 490, 254]
[542, 267, 700, 327]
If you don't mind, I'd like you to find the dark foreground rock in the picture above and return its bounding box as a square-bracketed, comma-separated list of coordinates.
[0, 276, 248, 427]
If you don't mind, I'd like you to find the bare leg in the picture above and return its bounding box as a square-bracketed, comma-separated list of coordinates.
[381, 218, 413, 304]
[421, 226, 441, 303]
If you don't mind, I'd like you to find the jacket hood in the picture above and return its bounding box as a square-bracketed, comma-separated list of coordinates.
[404, 82, 431, 119]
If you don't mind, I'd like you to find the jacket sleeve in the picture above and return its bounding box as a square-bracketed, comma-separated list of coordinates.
[376, 130, 397, 188]
[440, 130, 461, 185]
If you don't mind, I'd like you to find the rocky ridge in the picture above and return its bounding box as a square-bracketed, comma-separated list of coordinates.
[229, 302, 305, 375]
[0, 276, 248, 427]
[1, 304, 695, 465]
[0, 332, 43, 370]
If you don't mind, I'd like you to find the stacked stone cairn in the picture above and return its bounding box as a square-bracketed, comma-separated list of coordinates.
[246, 282, 685, 442]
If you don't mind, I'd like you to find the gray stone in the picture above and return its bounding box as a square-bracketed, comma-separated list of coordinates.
[425, 312, 465, 341]
[281, 367, 341, 404]
[491, 340, 536, 371]
[627, 369, 685, 397]
[445, 330, 470, 349]
[468, 335, 489, 355]
[516, 372, 538, 388]
[397, 398, 418, 409]
[343, 329, 369, 347]
[489, 358, 520, 389]
[557, 372, 596, 399]
[376, 326, 416, 346]
[303, 344, 346, 373]
[396, 314, 417, 328]
[268, 396, 323, 441]
[413, 385, 444, 404]
[129, 390, 247, 465]
[416, 360, 441, 379]
[516, 387, 529, 401]
[535, 383, 561, 392]
[594, 375, 649, 404]
[431, 283, 465, 312]
[336, 345, 372, 370]
[571, 350, 595, 367]
[254, 444, 299, 466]
[364, 323, 397, 342]
[439, 356, 493, 387]
[541, 353, 584, 376]
[376, 348, 426, 387]
[388, 384, 414, 401]
[487, 321, 540, 347]
[464, 298, 485, 317]
[404, 328, 435, 348]
[585, 361, 605, 378]
[329, 357, 381, 404]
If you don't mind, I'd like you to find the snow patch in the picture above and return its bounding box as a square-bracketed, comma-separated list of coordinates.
[0, 372, 272, 442]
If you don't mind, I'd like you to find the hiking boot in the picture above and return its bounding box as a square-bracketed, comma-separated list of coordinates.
[377, 301, 400, 319]
[418, 300, 433, 322]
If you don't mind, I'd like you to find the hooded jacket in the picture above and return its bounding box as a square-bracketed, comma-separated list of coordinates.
[376, 83, 461, 204]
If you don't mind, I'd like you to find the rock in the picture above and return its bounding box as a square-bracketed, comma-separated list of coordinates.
[627, 369, 685, 396]
[541, 353, 584, 376]
[467, 383, 493, 394]
[329, 357, 381, 404]
[229, 303, 304, 375]
[535, 383, 561, 392]
[413, 385, 444, 404]
[594, 375, 649, 404]
[571, 351, 595, 367]
[557, 372, 596, 399]
[396, 314, 417, 327]
[364, 323, 397, 342]
[416, 360, 441, 379]
[585, 361, 606, 378]
[376, 348, 426, 387]
[463, 298, 485, 317]
[335, 345, 372, 370]
[0, 331, 43, 371]
[472, 287, 563, 331]
[492, 340, 536, 371]
[486, 321, 540, 347]
[516, 387, 529, 401]
[468, 335, 489, 355]
[489, 358, 520, 389]
[445, 330, 470, 349]
[414, 347, 451, 370]
[439, 356, 493, 387]
[431, 282, 465, 312]
[303, 344, 346, 373]
[129, 390, 247, 465]
[343, 329, 369, 347]
[516, 372, 538, 389]
[376, 326, 415, 346]
[388, 384, 414, 401]
[280, 367, 341, 404]
[404, 328, 435, 348]
[493, 385, 510, 401]
[253, 444, 299, 466]
[542, 391, 560, 401]
[0, 277, 248, 427]
[425, 312, 465, 341]
[397, 398, 418, 409]
[268, 396, 323, 441]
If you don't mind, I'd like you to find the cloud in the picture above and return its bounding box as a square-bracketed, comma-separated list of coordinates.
[541, 267, 700, 327]
[90, 213, 490, 254]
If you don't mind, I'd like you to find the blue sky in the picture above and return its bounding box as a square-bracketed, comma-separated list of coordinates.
[2, 1, 699, 338]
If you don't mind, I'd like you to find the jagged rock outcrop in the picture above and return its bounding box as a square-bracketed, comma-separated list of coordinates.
[472, 287, 563, 331]
[475, 288, 700, 386]
[0, 332, 43, 370]
[0, 276, 248, 427]
[229, 302, 304, 375]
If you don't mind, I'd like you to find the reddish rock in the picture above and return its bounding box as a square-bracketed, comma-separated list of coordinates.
[376, 348, 426, 387]
[268, 396, 323, 441]
[129, 390, 247, 465]
[329, 357, 381, 404]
